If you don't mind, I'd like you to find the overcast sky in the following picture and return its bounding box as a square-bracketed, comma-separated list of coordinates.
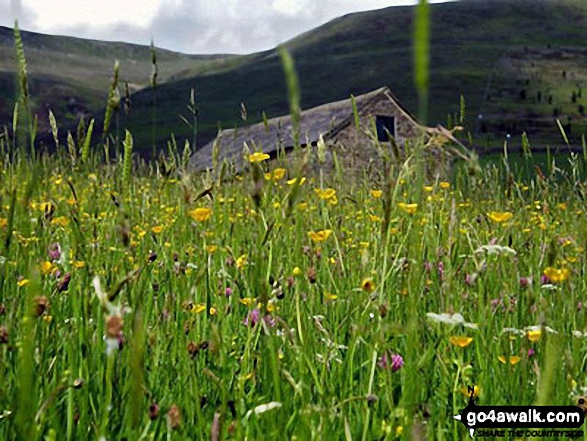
[1, 0, 455, 54]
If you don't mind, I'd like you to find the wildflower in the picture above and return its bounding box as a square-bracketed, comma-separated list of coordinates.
[361, 278, 376, 293]
[48, 243, 61, 261]
[151, 225, 163, 234]
[166, 404, 181, 430]
[72, 261, 85, 269]
[324, 292, 338, 301]
[370, 189, 382, 198]
[40, 261, 57, 275]
[449, 336, 473, 348]
[519, 276, 532, 288]
[236, 254, 248, 269]
[271, 168, 286, 181]
[378, 351, 404, 372]
[292, 267, 302, 277]
[57, 272, 71, 292]
[527, 329, 541, 342]
[498, 355, 522, 365]
[460, 385, 481, 398]
[34, 296, 49, 317]
[238, 298, 254, 308]
[487, 211, 513, 223]
[0, 326, 8, 344]
[149, 403, 160, 420]
[189, 207, 212, 222]
[398, 202, 418, 214]
[439, 181, 450, 189]
[314, 188, 336, 200]
[474, 244, 517, 256]
[244, 308, 260, 327]
[248, 152, 270, 163]
[308, 230, 332, 243]
[192, 304, 206, 314]
[205, 245, 218, 254]
[426, 312, 478, 329]
[0, 218, 7, 229]
[106, 314, 123, 339]
[225, 287, 233, 298]
[543, 267, 570, 283]
[51, 216, 69, 227]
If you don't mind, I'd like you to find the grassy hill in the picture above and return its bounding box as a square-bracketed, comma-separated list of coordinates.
[2, 0, 587, 154]
[0, 26, 240, 133]
[118, 0, 587, 154]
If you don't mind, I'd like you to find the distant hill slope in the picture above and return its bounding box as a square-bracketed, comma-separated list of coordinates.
[0, 26, 240, 132]
[2, 0, 587, 154]
[478, 47, 587, 146]
[120, 0, 587, 154]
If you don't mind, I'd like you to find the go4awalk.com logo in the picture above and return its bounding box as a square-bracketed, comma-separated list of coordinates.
[454, 387, 585, 438]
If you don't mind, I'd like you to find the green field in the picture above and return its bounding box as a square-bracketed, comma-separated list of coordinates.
[1, 122, 587, 439]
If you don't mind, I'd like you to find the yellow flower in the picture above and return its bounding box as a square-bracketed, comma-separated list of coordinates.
[248, 152, 270, 163]
[239, 298, 254, 306]
[439, 181, 450, 189]
[487, 211, 513, 223]
[287, 177, 306, 186]
[361, 278, 376, 293]
[398, 202, 418, 214]
[308, 230, 332, 243]
[0, 218, 7, 228]
[191, 304, 206, 314]
[423, 185, 433, 192]
[396, 426, 403, 436]
[189, 207, 212, 222]
[449, 336, 473, 348]
[151, 225, 163, 234]
[498, 355, 522, 365]
[459, 385, 481, 398]
[368, 214, 381, 222]
[370, 189, 382, 198]
[324, 292, 338, 301]
[292, 267, 302, 276]
[272, 168, 286, 181]
[527, 329, 541, 342]
[51, 216, 69, 227]
[40, 261, 57, 275]
[543, 267, 570, 283]
[17, 279, 29, 287]
[314, 188, 336, 200]
[209, 307, 217, 315]
[205, 245, 218, 254]
[72, 261, 85, 269]
[236, 254, 248, 269]
[297, 202, 308, 211]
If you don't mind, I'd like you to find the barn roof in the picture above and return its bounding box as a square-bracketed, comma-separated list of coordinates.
[191, 86, 420, 171]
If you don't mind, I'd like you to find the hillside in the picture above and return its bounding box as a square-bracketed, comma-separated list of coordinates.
[118, 0, 587, 154]
[0, 26, 241, 132]
[2, 0, 587, 154]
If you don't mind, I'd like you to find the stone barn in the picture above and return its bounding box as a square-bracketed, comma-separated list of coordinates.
[191, 86, 467, 175]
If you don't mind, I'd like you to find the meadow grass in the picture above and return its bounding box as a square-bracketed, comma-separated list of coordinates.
[0, 124, 587, 440]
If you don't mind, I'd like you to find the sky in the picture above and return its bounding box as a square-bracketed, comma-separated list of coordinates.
[1, 0, 455, 55]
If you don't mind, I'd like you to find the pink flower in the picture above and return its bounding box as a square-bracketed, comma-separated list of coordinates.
[378, 351, 403, 372]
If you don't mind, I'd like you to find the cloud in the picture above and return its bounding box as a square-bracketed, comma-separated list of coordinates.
[2, 0, 452, 54]
[0, 0, 37, 29]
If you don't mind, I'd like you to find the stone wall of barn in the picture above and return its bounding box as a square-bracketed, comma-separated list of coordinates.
[325, 95, 453, 179]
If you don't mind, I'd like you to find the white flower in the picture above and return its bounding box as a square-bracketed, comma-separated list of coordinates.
[524, 325, 557, 334]
[426, 312, 478, 329]
[573, 330, 587, 338]
[474, 245, 517, 256]
[245, 402, 282, 419]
